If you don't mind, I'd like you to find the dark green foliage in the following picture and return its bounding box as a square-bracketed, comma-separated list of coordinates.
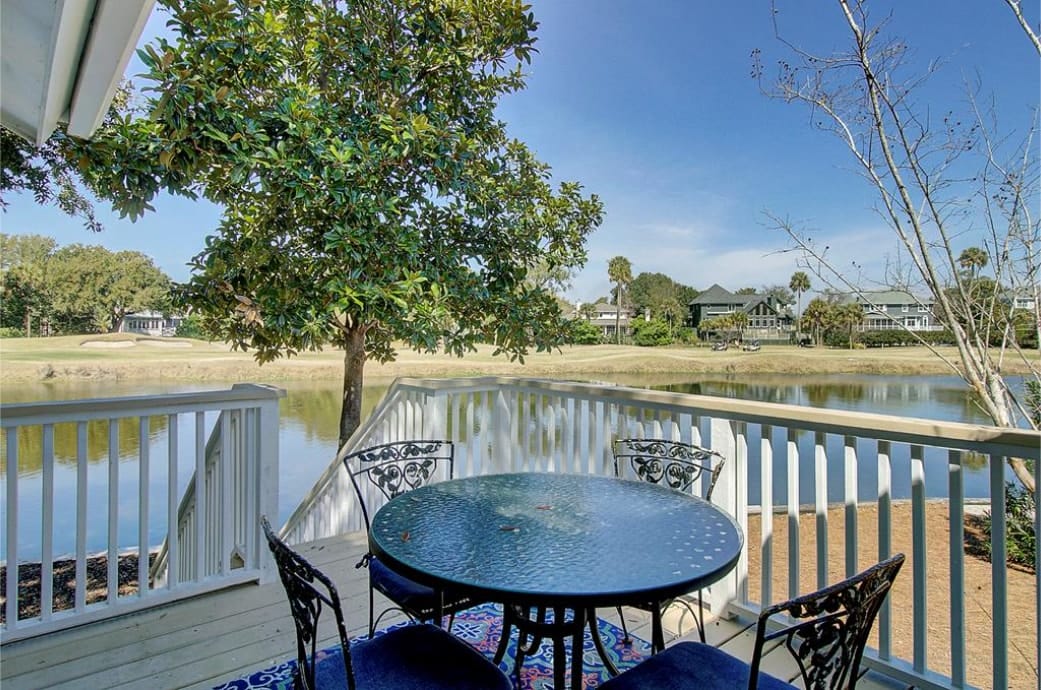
[858, 330, 956, 347]
[631, 318, 673, 346]
[980, 482, 1037, 571]
[1026, 380, 1041, 427]
[566, 319, 602, 345]
[628, 272, 696, 326]
[175, 314, 208, 340]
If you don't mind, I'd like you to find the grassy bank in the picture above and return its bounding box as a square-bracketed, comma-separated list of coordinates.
[1, 333, 1034, 384]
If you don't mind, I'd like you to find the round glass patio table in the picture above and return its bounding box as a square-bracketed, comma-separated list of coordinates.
[369, 471, 744, 689]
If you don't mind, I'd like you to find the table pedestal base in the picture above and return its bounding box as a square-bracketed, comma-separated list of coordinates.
[492, 604, 620, 690]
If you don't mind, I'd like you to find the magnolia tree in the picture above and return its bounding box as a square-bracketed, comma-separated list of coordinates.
[82, 0, 603, 444]
[755, 0, 1040, 490]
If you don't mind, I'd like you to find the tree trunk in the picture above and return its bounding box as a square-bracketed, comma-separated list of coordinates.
[339, 325, 367, 448]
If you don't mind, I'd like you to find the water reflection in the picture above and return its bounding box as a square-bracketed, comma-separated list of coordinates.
[2, 417, 170, 475]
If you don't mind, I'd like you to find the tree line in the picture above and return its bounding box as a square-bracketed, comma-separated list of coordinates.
[0, 233, 172, 336]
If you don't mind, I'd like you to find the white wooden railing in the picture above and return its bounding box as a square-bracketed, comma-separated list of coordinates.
[0, 384, 283, 643]
[283, 376, 1040, 690]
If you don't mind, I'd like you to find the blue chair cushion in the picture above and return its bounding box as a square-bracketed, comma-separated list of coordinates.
[599, 640, 795, 690]
[369, 557, 469, 614]
[351, 623, 512, 689]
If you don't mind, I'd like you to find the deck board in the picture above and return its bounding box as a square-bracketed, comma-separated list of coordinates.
[2, 531, 899, 690]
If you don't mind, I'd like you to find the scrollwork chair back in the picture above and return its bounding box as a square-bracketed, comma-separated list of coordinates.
[751, 552, 906, 690]
[345, 440, 454, 530]
[612, 438, 725, 498]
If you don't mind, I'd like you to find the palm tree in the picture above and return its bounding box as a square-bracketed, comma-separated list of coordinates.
[730, 311, 749, 342]
[607, 256, 632, 344]
[789, 271, 811, 340]
[835, 302, 864, 349]
[957, 247, 989, 278]
[801, 298, 832, 346]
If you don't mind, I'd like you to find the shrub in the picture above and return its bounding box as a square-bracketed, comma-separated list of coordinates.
[566, 319, 602, 345]
[980, 482, 1037, 571]
[0, 327, 24, 338]
[175, 314, 208, 340]
[674, 327, 699, 345]
[631, 318, 673, 346]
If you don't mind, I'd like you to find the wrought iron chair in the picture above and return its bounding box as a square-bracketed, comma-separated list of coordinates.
[344, 439, 483, 636]
[609, 438, 726, 651]
[261, 517, 511, 690]
[599, 553, 906, 689]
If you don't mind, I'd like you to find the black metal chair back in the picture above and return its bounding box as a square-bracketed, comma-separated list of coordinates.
[612, 438, 725, 499]
[261, 516, 353, 690]
[749, 552, 906, 690]
[344, 440, 454, 530]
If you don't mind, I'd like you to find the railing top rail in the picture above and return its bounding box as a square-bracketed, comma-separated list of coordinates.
[393, 376, 1041, 456]
[0, 383, 286, 426]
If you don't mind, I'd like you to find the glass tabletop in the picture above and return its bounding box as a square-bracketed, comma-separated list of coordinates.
[369, 472, 744, 607]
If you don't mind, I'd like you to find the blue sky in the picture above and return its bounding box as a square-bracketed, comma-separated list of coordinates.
[2, 1, 1037, 306]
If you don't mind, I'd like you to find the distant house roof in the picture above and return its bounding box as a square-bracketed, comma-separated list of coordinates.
[691, 284, 739, 306]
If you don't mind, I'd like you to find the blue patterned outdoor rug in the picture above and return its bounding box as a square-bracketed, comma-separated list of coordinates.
[214, 602, 651, 689]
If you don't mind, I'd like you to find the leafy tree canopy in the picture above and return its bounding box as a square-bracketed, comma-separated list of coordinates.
[628, 272, 697, 325]
[79, 0, 603, 442]
[0, 233, 170, 334]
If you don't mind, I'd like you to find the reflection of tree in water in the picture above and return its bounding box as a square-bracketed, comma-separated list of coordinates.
[2, 416, 170, 474]
[279, 382, 388, 445]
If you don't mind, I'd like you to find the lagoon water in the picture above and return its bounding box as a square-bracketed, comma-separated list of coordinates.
[0, 373, 1015, 559]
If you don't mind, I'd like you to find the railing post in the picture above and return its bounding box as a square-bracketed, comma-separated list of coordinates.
[494, 389, 512, 474]
[708, 417, 738, 619]
[255, 391, 281, 583]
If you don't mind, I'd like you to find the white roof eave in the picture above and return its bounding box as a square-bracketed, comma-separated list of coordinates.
[0, 0, 154, 145]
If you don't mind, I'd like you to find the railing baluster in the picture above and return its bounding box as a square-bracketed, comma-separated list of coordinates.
[138, 417, 150, 597]
[593, 400, 606, 476]
[220, 412, 233, 574]
[194, 411, 205, 580]
[877, 439, 893, 659]
[814, 431, 828, 589]
[548, 394, 557, 471]
[758, 424, 774, 612]
[108, 421, 119, 604]
[41, 424, 54, 621]
[843, 435, 858, 577]
[786, 427, 799, 598]
[947, 449, 965, 688]
[734, 421, 749, 602]
[578, 399, 590, 474]
[6, 427, 20, 628]
[910, 444, 927, 673]
[557, 399, 574, 474]
[167, 415, 179, 588]
[989, 452, 1008, 690]
[75, 422, 88, 612]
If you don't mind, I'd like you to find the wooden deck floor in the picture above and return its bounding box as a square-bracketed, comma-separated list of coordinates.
[1, 531, 907, 689]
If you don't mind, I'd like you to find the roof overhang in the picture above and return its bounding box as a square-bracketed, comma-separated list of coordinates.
[1, 0, 154, 145]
